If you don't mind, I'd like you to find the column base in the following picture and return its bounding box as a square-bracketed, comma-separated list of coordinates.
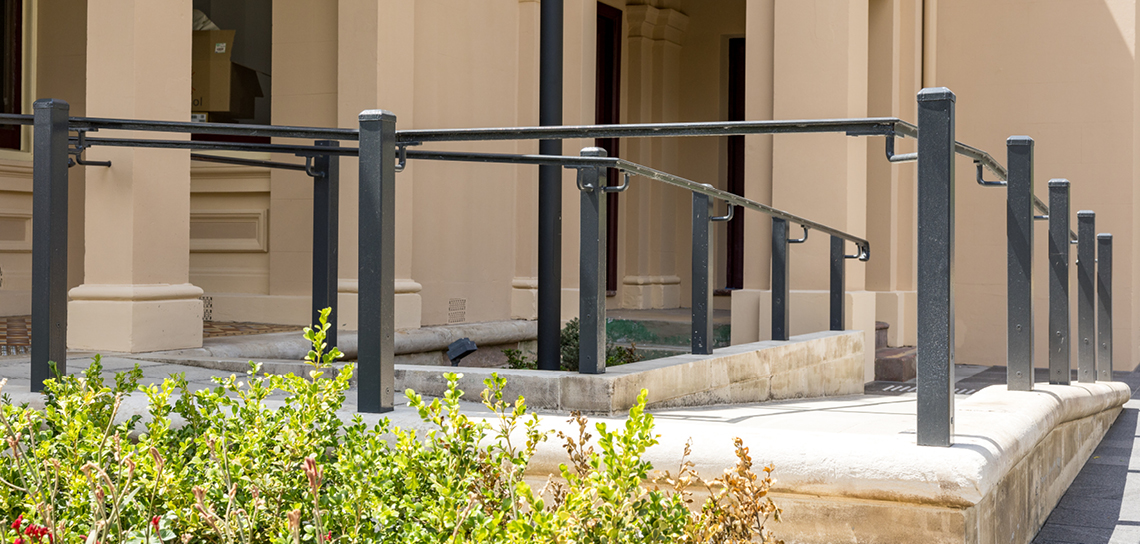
[874, 290, 917, 347]
[510, 277, 538, 320]
[68, 283, 204, 353]
[336, 278, 422, 331]
[620, 275, 681, 309]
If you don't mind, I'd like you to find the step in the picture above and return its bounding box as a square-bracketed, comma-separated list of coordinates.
[875, 320, 889, 350]
[874, 346, 916, 382]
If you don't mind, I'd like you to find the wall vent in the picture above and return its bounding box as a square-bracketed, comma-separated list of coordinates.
[201, 295, 214, 321]
[448, 298, 466, 324]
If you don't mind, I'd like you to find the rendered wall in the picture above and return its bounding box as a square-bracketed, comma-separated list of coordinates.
[0, 0, 1132, 372]
[928, 0, 1139, 371]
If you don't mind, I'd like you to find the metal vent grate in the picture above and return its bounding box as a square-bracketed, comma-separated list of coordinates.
[448, 298, 466, 324]
[201, 295, 213, 321]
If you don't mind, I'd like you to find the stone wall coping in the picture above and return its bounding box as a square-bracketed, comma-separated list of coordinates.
[582, 381, 1128, 508]
[349, 379, 1128, 508]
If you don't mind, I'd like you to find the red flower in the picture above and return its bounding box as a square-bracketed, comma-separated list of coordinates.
[325, 531, 332, 542]
[13, 537, 23, 544]
[151, 516, 161, 530]
[9, 515, 21, 530]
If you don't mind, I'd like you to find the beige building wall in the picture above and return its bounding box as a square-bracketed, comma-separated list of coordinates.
[0, 0, 1134, 373]
[927, 0, 1139, 370]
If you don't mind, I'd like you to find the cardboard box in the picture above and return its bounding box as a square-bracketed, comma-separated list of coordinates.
[191, 30, 264, 118]
[191, 30, 236, 112]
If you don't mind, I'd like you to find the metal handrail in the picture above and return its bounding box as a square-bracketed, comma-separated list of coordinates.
[613, 159, 870, 260]
[21, 110, 1073, 240]
[400, 117, 909, 142]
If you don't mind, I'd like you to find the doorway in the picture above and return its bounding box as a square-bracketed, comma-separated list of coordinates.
[725, 37, 745, 290]
[596, 2, 622, 294]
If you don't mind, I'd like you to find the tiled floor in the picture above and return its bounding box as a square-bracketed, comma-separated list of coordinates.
[0, 316, 299, 355]
[0, 316, 29, 356]
[200, 321, 301, 337]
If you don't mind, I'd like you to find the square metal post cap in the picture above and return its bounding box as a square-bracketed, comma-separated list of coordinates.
[580, 147, 607, 157]
[1048, 179, 1070, 188]
[1098, 233, 1112, 241]
[1077, 210, 1095, 219]
[917, 87, 956, 102]
[33, 98, 69, 110]
[1007, 136, 1034, 146]
[359, 109, 397, 122]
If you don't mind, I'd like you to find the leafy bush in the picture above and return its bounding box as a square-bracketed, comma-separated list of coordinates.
[0, 309, 779, 543]
[505, 318, 641, 371]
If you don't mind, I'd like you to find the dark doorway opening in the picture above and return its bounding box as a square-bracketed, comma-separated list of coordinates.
[596, 2, 622, 295]
[0, 0, 22, 150]
[725, 37, 745, 290]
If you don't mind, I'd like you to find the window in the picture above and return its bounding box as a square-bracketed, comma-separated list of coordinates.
[0, 0, 21, 150]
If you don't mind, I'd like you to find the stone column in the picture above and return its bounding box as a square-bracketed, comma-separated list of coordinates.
[511, 0, 541, 320]
[771, 0, 875, 378]
[730, 0, 775, 344]
[865, 0, 920, 347]
[621, 2, 688, 310]
[69, 0, 203, 353]
[336, 0, 421, 331]
[265, 0, 337, 326]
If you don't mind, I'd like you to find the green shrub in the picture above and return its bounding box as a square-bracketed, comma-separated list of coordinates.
[505, 318, 642, 371]
[0, 308, 780, 543]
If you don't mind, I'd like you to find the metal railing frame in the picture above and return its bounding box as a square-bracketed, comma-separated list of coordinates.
[914, 88, 1113, 446]
[0, 87, 1117, 447]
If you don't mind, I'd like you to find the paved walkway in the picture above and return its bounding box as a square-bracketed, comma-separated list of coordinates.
[1032, 371, 1140, 544]
[1, 337, 1137, 543]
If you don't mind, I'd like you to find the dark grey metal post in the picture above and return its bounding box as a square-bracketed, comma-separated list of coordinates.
[830, 236, 845, 331]
[31, 99, 70, 391]
[1076, 211, 1095, 383]
[1097, 234, 1113, 381]
[771, 217, 790, 341]
[692, 193, 713, 354]
[1006, 136, 1034, 391]
[312, 140, 339, 348]
[358, 110, 396, 413]
[537, 0, 564, 371]
[1048, 180, 1071, 385]
[578, 148, 607, 374]
[916, 87, 955, 447]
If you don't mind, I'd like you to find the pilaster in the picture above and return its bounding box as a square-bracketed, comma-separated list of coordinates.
[336, 0, 420, 330]
[69, 0, 203, 352]
[621, 2, 689, 309]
